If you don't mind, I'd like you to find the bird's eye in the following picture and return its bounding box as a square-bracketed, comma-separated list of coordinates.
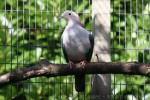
[69, 13, 71, 15]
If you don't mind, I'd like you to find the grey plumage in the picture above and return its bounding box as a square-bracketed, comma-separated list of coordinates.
[60, 10, 94, 92]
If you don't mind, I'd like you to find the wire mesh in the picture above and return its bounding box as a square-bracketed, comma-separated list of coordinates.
[0, 0, 149, 100]
[0, 0, 92, 100]
[111, 0, 150, 100]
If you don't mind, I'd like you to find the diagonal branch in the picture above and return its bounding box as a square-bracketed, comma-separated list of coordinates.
[0, 59, 150, 87]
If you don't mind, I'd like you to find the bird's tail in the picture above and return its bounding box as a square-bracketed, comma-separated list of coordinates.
[75, 74, 85, 92]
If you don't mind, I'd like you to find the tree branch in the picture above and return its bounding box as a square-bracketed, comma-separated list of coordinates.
[0, 59, 150, 87]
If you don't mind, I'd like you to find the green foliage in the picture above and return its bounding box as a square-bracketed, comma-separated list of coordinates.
[111, 0, 150, 99]
[0, 0, 149, 99]
[0, 0, 91, 99]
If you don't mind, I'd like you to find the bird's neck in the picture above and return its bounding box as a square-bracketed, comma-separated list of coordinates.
[67, 19, 83, 27]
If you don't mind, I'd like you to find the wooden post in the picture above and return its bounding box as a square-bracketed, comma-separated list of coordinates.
[91, 0, 111, 100]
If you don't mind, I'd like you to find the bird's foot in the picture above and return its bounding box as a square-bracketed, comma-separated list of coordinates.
[68, 61, 76, 69]
[79, 60, 88, 69]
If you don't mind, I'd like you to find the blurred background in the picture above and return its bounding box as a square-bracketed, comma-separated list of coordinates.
[0, 0, 149, 100]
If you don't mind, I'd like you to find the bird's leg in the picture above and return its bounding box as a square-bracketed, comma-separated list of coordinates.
[68, 60, 76, 69]
[79, 60, 88, 69]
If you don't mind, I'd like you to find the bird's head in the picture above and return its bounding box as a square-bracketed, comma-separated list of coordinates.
[59, 10, 80, 22]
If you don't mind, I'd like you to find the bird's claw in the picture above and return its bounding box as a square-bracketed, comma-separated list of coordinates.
[68, 61, 76, 69]
[79, 60, 88, 69]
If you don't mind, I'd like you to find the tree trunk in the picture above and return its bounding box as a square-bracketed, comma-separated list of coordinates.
[91, 0, 111, 100]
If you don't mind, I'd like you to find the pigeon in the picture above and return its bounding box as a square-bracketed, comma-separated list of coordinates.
[60, 10, 94, 92]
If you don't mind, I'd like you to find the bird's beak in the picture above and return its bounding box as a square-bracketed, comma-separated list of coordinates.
[58, 16, 62, 20]
[58, 14, 64, 20]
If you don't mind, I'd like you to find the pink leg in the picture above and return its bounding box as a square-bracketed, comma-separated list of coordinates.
[68, 60, 76, 69]
[79, 60, 88, 68]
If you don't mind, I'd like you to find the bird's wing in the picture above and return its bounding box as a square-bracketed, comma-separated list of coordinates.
[61, 37, 69, 62]
[86, 32, 94, 62]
